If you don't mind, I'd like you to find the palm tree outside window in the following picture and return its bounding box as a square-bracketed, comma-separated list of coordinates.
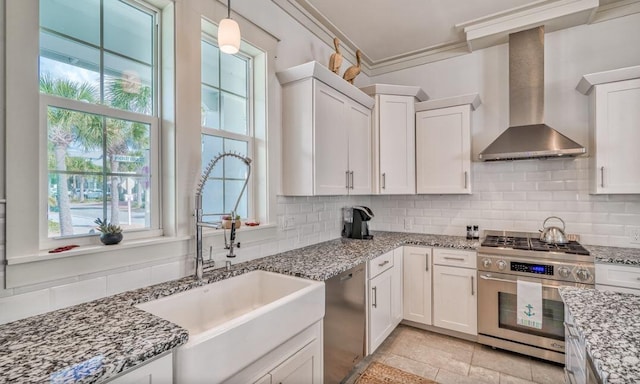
[39, 0, 159, 238]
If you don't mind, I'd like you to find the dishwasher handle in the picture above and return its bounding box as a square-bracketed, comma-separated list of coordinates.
[340, 273, 353, 282]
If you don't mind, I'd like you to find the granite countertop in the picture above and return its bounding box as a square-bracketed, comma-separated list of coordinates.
[585, 244, 640, 266]
[559, 287, 640, 384]
[0, 231, 476, 383]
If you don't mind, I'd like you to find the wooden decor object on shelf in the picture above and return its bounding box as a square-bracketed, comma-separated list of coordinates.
[343, 49, 362, 84]
[328, 37, 343, 74]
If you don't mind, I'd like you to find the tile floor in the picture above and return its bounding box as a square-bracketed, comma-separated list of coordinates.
[344, 325, 565, 384]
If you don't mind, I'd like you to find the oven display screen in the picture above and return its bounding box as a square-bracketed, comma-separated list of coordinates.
[511, 262, 554, 275]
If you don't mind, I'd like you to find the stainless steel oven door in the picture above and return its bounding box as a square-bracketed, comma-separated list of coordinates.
[478, 271, 583, 354]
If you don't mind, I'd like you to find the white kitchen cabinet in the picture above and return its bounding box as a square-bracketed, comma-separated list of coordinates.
[269, 339, 319, 384]
[402, 246, 432, 325]
[360, 84, 428, 194]
[369, 266, 393, 353]
[107, 353, 172, 384]
[595, 262, 640, 293]
[564, 308, 587, 384]
[577, 66, 640, 194]
[391, 247, 404, 326]
[415, 94, 480, 194]
[368, 249, 403, 354]
[226, 322, 323, 384]
[278, 61, 375, 196]
[432, 249, 477, 336]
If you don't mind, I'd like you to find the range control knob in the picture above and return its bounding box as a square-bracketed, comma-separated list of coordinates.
[496, 260, 507, 271]
[482, 259, 492, 269]
[558, 267, 571, 279]
[576, 268, 592, 282]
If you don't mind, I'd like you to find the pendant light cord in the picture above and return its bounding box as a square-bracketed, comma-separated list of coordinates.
[227, 0, 232, 19]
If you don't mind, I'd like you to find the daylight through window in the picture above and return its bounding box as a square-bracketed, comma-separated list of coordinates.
[39, 0, 159, 238]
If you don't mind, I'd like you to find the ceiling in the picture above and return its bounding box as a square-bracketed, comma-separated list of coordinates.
[273, 0, 637, 75]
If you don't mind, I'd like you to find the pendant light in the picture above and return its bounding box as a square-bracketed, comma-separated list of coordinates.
[218, 0, 241, 54]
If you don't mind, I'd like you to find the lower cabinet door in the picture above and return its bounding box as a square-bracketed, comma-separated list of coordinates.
[391, 248, 404, 326]
[369, 269, 393, 353]
[270, 340, 318, 384]
[402, 247, 432, 325]
[433, 265, 477, 335]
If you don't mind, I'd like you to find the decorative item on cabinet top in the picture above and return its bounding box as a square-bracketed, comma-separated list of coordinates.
[276, 61, 374, 109]
[343, 49, 362, 84]
[328, 37, 343, 75]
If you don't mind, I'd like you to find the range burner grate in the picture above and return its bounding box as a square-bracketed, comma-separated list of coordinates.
[481, 235, 589, 255]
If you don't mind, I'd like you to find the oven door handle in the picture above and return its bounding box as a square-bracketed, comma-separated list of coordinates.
[479, 274, 561, 290]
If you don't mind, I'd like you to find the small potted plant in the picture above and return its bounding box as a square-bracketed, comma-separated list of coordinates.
[94, 218, 123, 245]
[221, 214, 241, 230]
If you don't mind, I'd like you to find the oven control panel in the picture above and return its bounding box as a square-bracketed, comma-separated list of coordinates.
[510, 261, 554, 276]
[478, 254, 595, 283]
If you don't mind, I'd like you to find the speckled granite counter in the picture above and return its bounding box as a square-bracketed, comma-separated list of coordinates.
[585, 244, 640, 266]
[560, 287, 640, 384]
[0, 231, 476, 383]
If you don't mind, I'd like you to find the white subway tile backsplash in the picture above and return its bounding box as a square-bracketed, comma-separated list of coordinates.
[0, 289, 50, 325]
[537, 181, 565, 191]
[50, 278, 107, 310]
[526, 171, 552, 181]
[106, 268, 152, 296]
[150, 262, 182, 285]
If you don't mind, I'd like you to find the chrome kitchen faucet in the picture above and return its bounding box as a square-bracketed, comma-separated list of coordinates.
[194, 152, 252, 279]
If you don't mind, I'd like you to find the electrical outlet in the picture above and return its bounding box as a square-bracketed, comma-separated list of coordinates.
[404, 218, 413, 231]
[631, 228, 640, 244]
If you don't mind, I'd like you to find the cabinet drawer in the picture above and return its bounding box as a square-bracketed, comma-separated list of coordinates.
[369, 251, 394, 278]
[433, 249, 476, 269]
[595, 263, 640, 290]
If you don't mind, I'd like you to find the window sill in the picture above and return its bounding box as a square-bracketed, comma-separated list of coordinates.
[6, 235, 191, 266]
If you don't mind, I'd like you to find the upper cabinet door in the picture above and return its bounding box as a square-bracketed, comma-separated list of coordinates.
[314, 81, 350, 195]
[591, 79, 640, 194]
[416, 105, 471, 194]
[347, 99, 373, 195]
[378, 95, 416, 195]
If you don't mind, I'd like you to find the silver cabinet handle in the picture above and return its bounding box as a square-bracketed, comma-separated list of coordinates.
[372, 286, 377, 308]
[350, 171, 354, 189]
[601, 166, 604, 188]
[444, 256, 465, 261]
[346, 170, 350, 189]
[378, 260, 389, 267]
[471, 276, 475, 296]
[425, 253, 429, 272]
[382, 173, 386, 189]
[464, 171, 468, 189]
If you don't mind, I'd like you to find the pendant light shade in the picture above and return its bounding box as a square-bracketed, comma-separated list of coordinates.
[218, 0, 240, 54]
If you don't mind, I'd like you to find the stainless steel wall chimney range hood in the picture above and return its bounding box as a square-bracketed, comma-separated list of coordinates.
[478, 27, 586, 161]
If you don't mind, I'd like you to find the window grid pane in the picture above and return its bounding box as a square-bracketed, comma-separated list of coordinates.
[40, 1, 157, 239]
[201, 37, 251, 222]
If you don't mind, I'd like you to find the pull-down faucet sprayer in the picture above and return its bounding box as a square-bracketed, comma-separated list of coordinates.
[195, 152, 252, 279]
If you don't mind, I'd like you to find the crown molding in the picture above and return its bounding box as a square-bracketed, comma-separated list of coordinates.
[271, 0, 635, 77]
[588, 0, 640, 23]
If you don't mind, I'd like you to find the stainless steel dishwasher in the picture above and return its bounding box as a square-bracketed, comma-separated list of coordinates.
[324, 264, 366, 384]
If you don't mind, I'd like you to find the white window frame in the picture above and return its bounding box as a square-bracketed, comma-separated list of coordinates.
[200, 33, 256, 222]
[37, 0, 163, 247]
[38, 95, 162, 248]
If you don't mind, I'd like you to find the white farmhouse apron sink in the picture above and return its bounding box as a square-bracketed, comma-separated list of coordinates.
[136, 270, 325, 383]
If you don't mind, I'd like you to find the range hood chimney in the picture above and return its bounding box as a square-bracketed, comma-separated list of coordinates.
[478, 26, 586, 161]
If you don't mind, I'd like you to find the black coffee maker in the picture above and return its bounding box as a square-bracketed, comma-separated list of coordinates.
[342, 206, 374, 240]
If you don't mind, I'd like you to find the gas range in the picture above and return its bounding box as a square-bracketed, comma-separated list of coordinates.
[477, 230, 594, 284]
